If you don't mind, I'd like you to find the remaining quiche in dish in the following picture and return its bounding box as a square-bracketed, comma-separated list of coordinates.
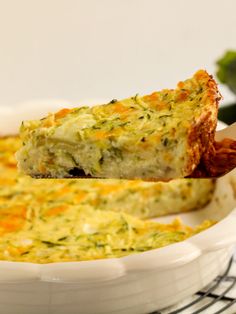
[0, 136, 215, 263]
[0, 204, 214, 264]
[16, 70, 222, 180]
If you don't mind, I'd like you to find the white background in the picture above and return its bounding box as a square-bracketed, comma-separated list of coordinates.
[0, 0, 235, 107]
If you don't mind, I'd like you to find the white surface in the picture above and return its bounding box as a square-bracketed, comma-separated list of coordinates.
[0, 103, 235, 313]
[0, 0, 235, 107]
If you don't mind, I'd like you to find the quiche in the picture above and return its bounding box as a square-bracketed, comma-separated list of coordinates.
[0, 136, 215, 263]
[0, 205, 213, 264]
[16, 70, 222, 180]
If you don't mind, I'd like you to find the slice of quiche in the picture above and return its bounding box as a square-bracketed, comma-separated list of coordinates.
[17, 70, 223, 180]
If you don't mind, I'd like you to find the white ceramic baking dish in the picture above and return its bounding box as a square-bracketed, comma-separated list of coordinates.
[0, 101, 235, 314]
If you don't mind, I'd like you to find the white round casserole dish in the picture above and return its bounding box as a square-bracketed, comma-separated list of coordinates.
[0, 101, 236, 314]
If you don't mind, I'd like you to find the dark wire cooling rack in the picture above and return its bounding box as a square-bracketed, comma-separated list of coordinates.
[150, 257, 236, 314]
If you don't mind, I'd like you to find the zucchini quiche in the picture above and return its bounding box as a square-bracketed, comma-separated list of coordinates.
[16, 70, 223, 180]
[0, 136, 214, 263]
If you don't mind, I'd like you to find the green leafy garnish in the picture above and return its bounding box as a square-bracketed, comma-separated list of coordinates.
[216, 50, 236, 94]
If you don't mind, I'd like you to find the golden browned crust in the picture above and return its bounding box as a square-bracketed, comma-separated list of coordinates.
[185, 71, 222, 177]
[190, 138, 236, 178]
[185, 72, 235, 178]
